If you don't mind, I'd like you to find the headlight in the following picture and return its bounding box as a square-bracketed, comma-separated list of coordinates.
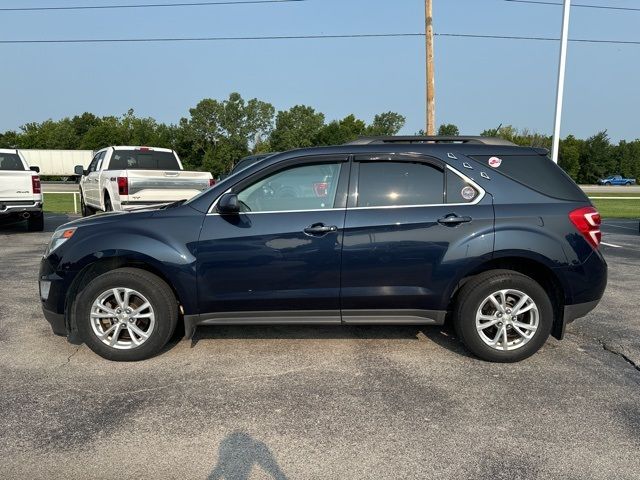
[45, 227, 77, 256]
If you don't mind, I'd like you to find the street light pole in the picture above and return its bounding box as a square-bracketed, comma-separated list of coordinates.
[551, 0, 571, 163]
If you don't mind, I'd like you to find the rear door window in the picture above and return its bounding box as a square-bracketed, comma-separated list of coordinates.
[356, 161, 444, 207]
[109, 150, 180, 170]
[0, 153, 25, 170]
[471, 154, 587, 201]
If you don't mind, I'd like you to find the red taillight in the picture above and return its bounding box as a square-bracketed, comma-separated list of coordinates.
[209, 178, 215, 187]
[31, 175, 41, 194]
[313, 182, 329, 197]
[569, 206, 601, 249]
[117, 177, 128, 195]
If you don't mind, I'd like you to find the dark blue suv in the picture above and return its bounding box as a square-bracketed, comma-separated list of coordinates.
[39, 136, 607, 362]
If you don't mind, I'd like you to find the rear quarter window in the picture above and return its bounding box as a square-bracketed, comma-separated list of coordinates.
[471, 154, 587, 202]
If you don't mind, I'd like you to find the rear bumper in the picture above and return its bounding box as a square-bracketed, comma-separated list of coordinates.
[564, 300, 600, 324]
[0, 201, 43, 216]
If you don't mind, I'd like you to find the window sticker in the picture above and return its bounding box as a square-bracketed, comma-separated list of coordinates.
[461, 186, 477, 201]
[488, 156, 502, 168]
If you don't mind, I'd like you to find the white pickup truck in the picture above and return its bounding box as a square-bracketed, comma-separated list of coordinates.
[0, 149, 44, 231]
[75, 146, 213, 215]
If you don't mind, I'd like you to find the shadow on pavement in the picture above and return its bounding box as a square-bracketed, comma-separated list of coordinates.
[183, 323, 474, 359]
[208, 431, 288, 480]
[0, 213, 76, 234]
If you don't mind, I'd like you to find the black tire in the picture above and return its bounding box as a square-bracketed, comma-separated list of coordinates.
[27, 214, 44, 232]
[453, 270, 553, 362]
[604, 182, 611, 186]
[75, 268, 178, 361]
[104, 195, 113, 212]
[80, 191, 92, 217]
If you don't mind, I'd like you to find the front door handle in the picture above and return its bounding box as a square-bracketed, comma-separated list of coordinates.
[304, 223, 338, 235]
[438, 214, 472, 225]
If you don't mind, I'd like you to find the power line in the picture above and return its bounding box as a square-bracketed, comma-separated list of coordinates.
[504, 0, 640, 12]
[0, 32, 639, 45]
[0, 0, 304, 12]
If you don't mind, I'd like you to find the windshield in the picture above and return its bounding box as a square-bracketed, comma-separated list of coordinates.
[109, 150, 180, 170]
[0, 152, 25, 170]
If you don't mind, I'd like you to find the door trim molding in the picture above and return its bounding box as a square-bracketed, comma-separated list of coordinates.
[341, 309, 446, 325]
[183, 309, 446, 339]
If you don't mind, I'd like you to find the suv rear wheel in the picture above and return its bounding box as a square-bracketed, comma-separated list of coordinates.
[76, 268, 178, 361]
[453, 270, 553, 362]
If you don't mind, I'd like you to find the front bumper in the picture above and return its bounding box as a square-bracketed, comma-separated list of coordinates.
[39, 254, 74, 337]
[42, 306, 67, 336]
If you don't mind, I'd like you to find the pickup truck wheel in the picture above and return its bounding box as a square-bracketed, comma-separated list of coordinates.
[76, 268, 178, 361]
[104, 195, 113, 212]
[453, 270, 552, 362]
[80, 193, 92, 217]
[26, 214, 44, 232]
[604, 182, 611, 186]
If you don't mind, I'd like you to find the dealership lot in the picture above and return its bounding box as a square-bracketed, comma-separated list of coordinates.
[1, 216, 639, 479]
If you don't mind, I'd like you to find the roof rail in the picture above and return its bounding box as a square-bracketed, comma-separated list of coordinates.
[345, 136, 517, 146]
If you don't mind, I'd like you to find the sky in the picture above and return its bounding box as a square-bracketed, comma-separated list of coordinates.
[0, 0, 638, 142]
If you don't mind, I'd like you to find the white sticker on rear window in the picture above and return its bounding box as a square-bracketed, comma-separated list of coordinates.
[488, 156, 502, 168]
[461, 186, 476, 200]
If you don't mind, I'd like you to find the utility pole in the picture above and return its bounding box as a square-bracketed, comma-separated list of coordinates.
[425, 0, 435, 135]
[551, 0, 571, 163]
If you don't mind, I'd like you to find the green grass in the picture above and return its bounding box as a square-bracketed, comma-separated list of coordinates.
[44, 193, 78, 213]
[587, 192, 640, 198]
[591, 198, 640, 219]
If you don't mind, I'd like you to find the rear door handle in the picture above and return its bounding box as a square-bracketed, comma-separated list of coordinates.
[304, 223, 338, 235]
[438, 214, 472, 225]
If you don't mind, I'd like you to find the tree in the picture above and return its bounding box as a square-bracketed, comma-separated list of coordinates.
[578, 131, 613, 184]
[558, 135, 582, 180]
[366, 112, 406, 136]
[315, 114, 367, 146]
[269, 105, 325, 151]
[180, 92, 275, 174]
[437, 123, 459, 136]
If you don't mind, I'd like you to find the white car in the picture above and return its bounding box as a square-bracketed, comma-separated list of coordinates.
[0, 149, 44, 231]
[75, 146, 213, 214]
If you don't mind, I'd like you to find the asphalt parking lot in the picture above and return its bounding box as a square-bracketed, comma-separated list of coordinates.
[1, 215, 639, 480]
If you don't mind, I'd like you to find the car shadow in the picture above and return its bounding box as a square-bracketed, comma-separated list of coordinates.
[207, 431, 288, 480]
[172, 322, 474, 359]
[0, 213, 76, 234]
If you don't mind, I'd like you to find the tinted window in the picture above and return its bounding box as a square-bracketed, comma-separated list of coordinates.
[237, 163, 341, 212]
[471, 154, 587, 202]
[356, 161, 444, 207]
[0, 153, 25, 170]
[446, 169, 479, 204]
[88, 152, 102, 173]
[109, 150, 180, 170]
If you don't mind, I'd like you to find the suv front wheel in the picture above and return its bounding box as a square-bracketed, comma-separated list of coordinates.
[75, 268, 178, 361]
[453, 270, 553, 362]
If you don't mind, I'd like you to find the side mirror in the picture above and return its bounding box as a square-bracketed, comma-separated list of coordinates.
[30, 166, 40, 173]
[74, 165, 85, 176]
[217, 193, 240, 214]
